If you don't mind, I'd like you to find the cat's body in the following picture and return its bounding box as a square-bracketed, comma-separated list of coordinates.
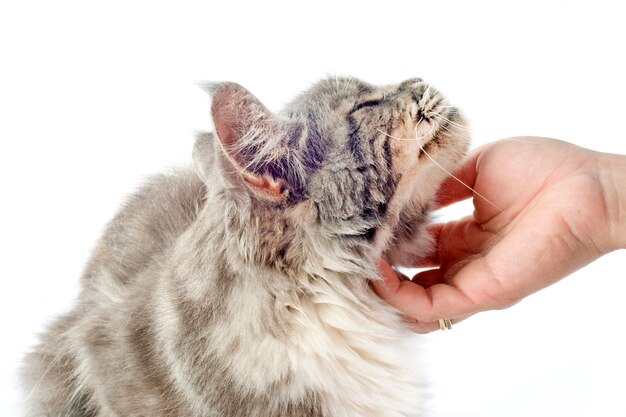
[21, 77, 469, 417]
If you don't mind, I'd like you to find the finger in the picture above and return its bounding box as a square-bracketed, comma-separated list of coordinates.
[390, 218, 582, 323]
[372, 258, 404, 293]
[434, 151, 479, 209]
[404, 315, 471, 334]
[410, 268, 445, 287]
[373, 259, 481, 322]
[455, 207, 604, 309]
[406, 217, 494, 268]
[403, 317, 441, 334]
[372, 259, 403, 295]
[371, 265, 447, 334]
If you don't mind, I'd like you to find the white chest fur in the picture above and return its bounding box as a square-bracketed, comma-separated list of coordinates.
[162, 245, 425, 416]
[286, 276, 424, 417]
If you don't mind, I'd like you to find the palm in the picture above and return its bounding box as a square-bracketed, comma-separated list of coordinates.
[436, 138, 609, 307]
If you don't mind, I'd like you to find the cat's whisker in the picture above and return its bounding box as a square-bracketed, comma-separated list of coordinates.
[414, 115, 425, 130]
[376, 121, 437, 143]
[432, 113, 471, 132]
[430, 115, 469, 140]
[411, 125, 503, 212]
[430, 120, 458, 137]
[380, 120, 500, 212]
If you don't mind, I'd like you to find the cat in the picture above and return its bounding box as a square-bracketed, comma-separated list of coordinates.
[20, 76, 469, 417]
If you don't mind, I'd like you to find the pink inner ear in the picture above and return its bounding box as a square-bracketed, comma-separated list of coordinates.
[209, 82, 289, 201]
[211, 85, 242, 149]
[243, 173, 286, 199]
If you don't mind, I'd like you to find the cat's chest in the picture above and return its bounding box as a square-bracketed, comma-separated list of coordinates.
[219, 278, 425, 417]
[162, 270, 424, 417]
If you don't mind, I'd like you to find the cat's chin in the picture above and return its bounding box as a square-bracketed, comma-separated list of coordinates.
[417, 137, 439, 160]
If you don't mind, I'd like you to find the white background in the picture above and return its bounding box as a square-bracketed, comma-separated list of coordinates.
[1, 1, 625, 416]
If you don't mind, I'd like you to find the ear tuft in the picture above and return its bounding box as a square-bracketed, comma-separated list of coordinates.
[211, 82, 252, 149]
[196, 81, 221, 95]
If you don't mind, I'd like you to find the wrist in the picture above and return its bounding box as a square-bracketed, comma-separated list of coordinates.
[601, 153, 626, 250]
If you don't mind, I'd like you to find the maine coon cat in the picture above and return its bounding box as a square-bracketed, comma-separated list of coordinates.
[21, 76, 469, 417]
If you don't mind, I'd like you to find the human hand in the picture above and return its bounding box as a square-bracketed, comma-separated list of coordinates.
[373, 137, 626, 333]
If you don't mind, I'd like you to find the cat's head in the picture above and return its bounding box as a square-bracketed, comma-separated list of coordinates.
[196, 77, 469, 265]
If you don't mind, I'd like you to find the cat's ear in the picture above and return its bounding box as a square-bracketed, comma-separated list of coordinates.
[208, 82, 294, 202]
[192, 131, 216, 182]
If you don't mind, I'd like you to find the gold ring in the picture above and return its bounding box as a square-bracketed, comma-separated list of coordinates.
[438, 318, 453, 331]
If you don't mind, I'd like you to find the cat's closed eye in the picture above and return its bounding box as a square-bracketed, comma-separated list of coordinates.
[350, 96, 385, 113]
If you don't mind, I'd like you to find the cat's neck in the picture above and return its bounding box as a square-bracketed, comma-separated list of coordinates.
[168, 180, 380, 301]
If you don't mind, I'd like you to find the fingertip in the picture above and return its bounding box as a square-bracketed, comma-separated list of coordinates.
[373, 260, 479, 322]
[433, 151, 480, 209]
[376, 258, 392, 274]
[372, 259, 399, 295]
[434, 177, 473, 208]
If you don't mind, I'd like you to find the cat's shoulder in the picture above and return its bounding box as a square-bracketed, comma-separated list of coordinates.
[83, 168, 206, 285]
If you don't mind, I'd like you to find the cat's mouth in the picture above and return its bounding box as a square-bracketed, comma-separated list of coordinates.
[415, 107, 463, 159]
[414, 122, 444, 159]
